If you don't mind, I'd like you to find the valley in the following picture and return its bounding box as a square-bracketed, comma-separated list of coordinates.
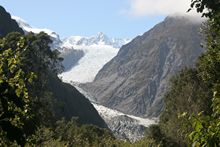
[1, 2, 219, 146]
[12, 14, 205, 141]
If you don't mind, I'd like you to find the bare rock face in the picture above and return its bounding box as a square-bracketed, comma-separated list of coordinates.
[81, 15, 204, 117]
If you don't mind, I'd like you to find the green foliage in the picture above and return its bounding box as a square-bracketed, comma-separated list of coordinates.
[0, 30, 112, 146]
[158, 68, 212, 146]
[186, 1, 220, 146]
[31, 118, 115, 147]
[189, 0, 220, 20]
[197, 23, 220, 85]
[0, 31, 63, 145]
[153, 1, 220, 144]
[146, 125, 164, 143]
[27, 118, 160, 147]
[0, 36, 35, 146]
[188, 88, 220, 147]
[2, 1, 220, 146]
[22, 32, 63, 75]
[190, 1, 220, 86]
[21, 32, 63, 128]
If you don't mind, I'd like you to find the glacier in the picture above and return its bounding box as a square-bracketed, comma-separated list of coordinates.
[13, 16, 130, 83]
[73, 83, 157, 142]
[59, 32, 130, 83]
[13, 16, 156, 141]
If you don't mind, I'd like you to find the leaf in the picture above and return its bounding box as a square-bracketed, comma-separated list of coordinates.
[195, 121, 203, 131]
[189, 131, 196, 140]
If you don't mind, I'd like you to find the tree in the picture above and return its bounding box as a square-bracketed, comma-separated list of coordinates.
[21, 32, 63, 128]
[187, 0, 220, 146]
[158, 68, 212, 146]
[0, 36, 35, 146]
[0, 32, 63, 145]
[2, 32, 63, 127]
[189, 0, 220, 20]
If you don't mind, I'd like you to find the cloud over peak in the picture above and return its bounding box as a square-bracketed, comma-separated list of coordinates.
[126, 0, 198, 17]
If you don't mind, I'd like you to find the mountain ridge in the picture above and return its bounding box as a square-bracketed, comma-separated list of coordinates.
[12, 16, 129, 83]
[62, 32, 130, 49]
[81, 15, 204, 117]
[0, 6, 24, 37]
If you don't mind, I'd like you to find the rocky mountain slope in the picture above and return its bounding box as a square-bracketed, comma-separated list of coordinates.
[0, 6, 24, 37]
[81, 15, 204, 117]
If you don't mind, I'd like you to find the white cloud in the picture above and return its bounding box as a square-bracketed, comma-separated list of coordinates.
[127, 0, 198, 16]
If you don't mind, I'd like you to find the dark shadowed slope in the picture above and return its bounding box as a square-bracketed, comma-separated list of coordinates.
[49, 75, 107, 128]
[0, 6, 24, 37]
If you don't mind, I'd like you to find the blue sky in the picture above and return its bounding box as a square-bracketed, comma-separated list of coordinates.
[0, 0, 192, 39]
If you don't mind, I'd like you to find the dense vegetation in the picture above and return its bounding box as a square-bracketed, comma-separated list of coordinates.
[0, 32, 110, 146]
[0, 0, 220, 146]
[146, 1, 220, 146]
[0, 32, 62, 146]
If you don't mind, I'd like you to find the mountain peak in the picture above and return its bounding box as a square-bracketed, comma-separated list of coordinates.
[62, 33, 130, 49]
[81, 15, 204, 117]
[12, 16, 31, 28]
[95, 32, 109, 42]
[97, 32, 105, 37]
[12, 16, 60, 40]
[0, 8, 24, 37]
[12, 16, 62, 49]
[165, 14, 205, 24]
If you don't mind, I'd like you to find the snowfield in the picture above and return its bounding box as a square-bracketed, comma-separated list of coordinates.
[59, 32, 129, 83]
[60, 44, 119, 83]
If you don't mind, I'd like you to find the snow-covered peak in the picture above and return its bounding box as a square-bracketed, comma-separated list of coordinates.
[62, 32, 130, 49]
[95, 32, 109, 43]
[12, 16, 61, 48]
[96, 32, 107, 39]
[12, 16, 31, 28]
